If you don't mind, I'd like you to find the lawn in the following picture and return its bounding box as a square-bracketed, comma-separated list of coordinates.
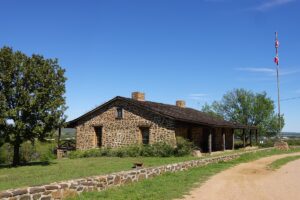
[0, 155, 202, 191]
[69, 148, 300, 200]
[268, 154, 300, 170]
[0, 147, 257, 191]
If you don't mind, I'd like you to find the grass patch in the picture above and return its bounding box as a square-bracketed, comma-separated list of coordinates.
[0, 156, 204, 191]
[268, 155, 300, 170]
[69, 148, 300, 200]
[0, 148, 260, 191]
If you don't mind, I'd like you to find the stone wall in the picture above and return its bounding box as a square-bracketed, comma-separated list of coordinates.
[76, 100, 176, 150]
[0, 148, 273, 200]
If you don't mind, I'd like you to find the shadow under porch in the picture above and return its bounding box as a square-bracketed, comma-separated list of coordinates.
[175, 122, 235, 153]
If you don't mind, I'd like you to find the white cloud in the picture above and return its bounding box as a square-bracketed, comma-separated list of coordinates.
[235, 67, 300, 76]
[255, 0, 295, 11]
[189, 93, 209, 100]
[236, 67, 275, 73]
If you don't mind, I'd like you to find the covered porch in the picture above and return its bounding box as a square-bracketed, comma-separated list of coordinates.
[175, 121, 258, 153]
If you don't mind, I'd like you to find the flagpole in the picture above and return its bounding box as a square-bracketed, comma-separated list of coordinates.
[275, 32, 281, 138]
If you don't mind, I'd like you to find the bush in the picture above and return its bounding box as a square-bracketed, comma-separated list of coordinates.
[0, 141, 56, 165]
[20, 142, 36, 163]
[151, 143, 175, 157]
[175, 137, 194, 156]
[68, 138, 194, 159]
[68, 150, 84, 159]
[0, 144, 13, 164]
[286, 139, 300, 146]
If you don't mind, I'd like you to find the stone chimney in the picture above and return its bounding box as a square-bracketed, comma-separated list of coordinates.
[132, 92, 145, 101]
[176, 100, 186, 108]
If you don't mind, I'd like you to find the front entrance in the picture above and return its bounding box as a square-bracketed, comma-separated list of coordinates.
[94, 126, 103, 147]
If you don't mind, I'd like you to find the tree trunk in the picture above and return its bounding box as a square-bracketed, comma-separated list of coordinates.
[12, 136, 21, 166]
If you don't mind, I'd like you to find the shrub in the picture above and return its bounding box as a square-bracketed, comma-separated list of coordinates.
[175, 137, 194, 156]
[68, 138, 194, 159]
[0, 141, 56, 165]
[0, 144, 13, 164]
[100, 148, 112, 156]
[125, 145, 143, 157]
[68, 150, 84, 159]
[286, 139, 300, 146]
[20, 142, 36, 163]
[151, 142, 174, 157]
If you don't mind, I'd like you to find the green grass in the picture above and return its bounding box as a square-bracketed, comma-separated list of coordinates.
[0, 147, 261, 191]
[0, 156, 204, 191]
[268, 155, 300, 170]
[69, 148, 300, 200]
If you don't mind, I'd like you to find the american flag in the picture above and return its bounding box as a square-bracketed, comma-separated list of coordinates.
[274, 32, 279, 65]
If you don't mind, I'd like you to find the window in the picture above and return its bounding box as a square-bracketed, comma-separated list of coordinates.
[94, 127, 103, 147]
[140, 127, 150, 145]
[116, 107, 124, 119]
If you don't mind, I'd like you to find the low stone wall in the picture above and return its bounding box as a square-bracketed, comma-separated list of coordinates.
[0, 148, 273, 200]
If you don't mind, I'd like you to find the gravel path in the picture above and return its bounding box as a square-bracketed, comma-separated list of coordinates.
[181, 152, 300, 200]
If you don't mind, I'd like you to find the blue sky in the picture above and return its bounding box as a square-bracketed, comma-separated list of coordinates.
[1, 0, 299, 132]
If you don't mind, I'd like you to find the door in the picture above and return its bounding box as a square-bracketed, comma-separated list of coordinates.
[94, 126, 103, 147]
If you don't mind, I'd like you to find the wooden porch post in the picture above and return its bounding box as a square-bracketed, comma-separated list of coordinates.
[222, 129, 226, 151]
[249, 129, 252, 147]
[255, 129, 258, 144]
[232, 129, 235, 150]
[243, 129, 246, 148]
[208, 128, 212, 154]
[58, 127, 62, 148]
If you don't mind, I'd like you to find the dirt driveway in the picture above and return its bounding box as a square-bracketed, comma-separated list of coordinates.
[181, 152, 300, 200]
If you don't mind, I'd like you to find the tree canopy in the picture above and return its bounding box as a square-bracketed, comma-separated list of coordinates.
[0, 46, 67, 166]
[202, 88, 284, 138]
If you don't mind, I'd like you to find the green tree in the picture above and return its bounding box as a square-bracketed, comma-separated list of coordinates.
[0, 47, 67, 166]
[202, 89, 284, 140]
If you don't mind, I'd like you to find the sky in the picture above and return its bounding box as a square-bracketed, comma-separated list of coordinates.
[1, 0, 300, 132]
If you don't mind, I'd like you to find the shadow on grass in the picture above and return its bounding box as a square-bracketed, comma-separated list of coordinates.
[0, 160, 57, 169]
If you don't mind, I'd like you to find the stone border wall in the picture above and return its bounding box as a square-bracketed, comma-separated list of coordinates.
[0, 148, 273, 200]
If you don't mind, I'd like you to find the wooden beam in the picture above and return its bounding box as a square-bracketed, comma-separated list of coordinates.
[222, 130, 226, 151]
[255, 129, 258, 144]
[208, 129, 212, 154]
[243, 129, 246, 148]
[249, 129, 252, 147]
[232, 129, 235, 150]
[58, 127, 62, 148]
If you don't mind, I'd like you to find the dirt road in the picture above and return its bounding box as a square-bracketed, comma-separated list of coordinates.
[182, 152, 300, 200]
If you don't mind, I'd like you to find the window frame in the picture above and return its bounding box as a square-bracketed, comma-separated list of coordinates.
[116, 107, 124, 119]
[139, 127, 150, 145]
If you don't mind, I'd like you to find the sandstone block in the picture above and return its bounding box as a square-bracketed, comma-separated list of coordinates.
[0, 192, 12, 198]
[29, 187, 45, 194]
[12, 189, 28, 196]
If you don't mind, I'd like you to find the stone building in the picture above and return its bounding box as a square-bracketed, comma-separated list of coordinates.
[67, 92, 256, 153]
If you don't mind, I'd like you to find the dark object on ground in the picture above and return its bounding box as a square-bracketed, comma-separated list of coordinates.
[133, 162, 144, 168]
